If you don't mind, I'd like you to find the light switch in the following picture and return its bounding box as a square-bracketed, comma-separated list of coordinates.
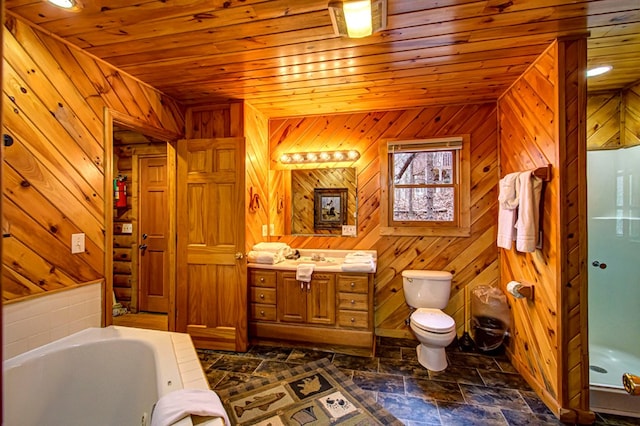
[71, 233, 85, 254]
[262, 224, 268, 237]
[122, 223, 133, 234]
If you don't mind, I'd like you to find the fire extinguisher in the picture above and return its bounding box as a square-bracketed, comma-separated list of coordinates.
[114, 175, 127, 208]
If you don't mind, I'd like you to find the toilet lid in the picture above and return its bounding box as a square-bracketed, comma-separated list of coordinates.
[411, 308, 455, 333]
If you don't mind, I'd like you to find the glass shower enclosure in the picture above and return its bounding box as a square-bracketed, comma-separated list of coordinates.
[587, 145, 640, 417]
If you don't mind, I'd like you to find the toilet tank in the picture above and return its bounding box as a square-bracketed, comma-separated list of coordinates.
[402, 270, 453, 309]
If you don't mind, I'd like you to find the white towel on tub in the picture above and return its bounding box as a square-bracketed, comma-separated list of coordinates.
[151, 389, 231, 426]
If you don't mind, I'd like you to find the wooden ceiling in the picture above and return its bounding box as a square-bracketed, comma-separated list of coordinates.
[5, 0, 640, 118]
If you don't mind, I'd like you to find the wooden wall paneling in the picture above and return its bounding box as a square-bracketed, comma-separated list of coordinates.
[244, 102, 269, 252]
[587, 91, 621, 149]
[2, 18, 184, 304]
[266, 104, 499, 342]
[497, 38, 591, 423]
[623, 81, 640, 147]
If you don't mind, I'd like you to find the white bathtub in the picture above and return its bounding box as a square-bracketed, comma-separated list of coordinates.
[3, 326, 223, 426]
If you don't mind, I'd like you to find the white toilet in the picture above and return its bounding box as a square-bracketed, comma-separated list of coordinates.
[402, 270, 456, 371]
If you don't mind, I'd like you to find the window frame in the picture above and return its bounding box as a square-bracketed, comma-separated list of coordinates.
[380, 135, 471, 237]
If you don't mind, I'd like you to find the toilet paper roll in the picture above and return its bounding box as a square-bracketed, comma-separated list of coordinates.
[506, 280, 524, 298]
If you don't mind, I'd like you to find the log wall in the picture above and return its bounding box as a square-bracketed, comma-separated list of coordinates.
[268, 104, 500, 339]
[498, 38, 591, 423]
[2, 16, 184, 303]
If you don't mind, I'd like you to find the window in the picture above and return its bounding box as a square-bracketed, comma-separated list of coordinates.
[380, 136, 470, 237]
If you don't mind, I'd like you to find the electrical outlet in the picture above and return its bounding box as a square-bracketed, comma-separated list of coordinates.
[269, 224, 275, 235]
[71, 233, 85, 254]
[342, 225, 357, 236]
[262, 224, 268, 237]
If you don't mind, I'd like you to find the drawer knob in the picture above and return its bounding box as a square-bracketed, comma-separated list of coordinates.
[259, 293, 265, 299]
[260, 310, 265, 316]
[350, 317, 355, 322]
[350, 282, 355, 287]
[350, 299, 355, 304]
[260, 277, 265, 282]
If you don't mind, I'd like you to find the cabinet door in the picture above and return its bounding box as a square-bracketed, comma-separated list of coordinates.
[278, 273, 306, 323]
[307, 273, 336, 325]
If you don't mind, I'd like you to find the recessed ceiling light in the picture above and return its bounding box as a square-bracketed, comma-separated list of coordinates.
[587, 66, 612, 77]
[47, 0, 76, 9]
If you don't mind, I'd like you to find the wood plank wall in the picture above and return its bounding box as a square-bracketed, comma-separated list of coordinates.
[497, 38, 591, 423]
[587, 80, 640, 150]
[266, 104, 500, 339]
[2, 16, 184, 303]
[243, 102, 269, 252]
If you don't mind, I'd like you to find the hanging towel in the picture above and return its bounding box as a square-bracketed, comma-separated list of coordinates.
[515, 170, 543, 253]
[296, 263, 315, 283]
[151, 389, 231, 426]
[496, 172, 520, 249]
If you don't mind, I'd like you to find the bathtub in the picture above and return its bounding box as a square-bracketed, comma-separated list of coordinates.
[3, 326, 224, 426]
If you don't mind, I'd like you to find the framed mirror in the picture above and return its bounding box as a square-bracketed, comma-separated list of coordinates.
[271, 167, 357, 236]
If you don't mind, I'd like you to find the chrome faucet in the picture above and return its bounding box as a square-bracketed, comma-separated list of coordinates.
[311, 253, 325, 261]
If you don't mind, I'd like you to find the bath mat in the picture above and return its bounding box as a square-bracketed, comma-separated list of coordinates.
[215, 357, 403, 425]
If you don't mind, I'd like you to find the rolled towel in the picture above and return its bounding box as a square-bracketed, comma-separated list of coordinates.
[341, 260, 375, 272]
[296, 263, 315, 283]
[151, 389, 231, 426]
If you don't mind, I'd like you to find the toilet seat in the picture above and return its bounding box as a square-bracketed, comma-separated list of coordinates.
[411, 308, 455, 334]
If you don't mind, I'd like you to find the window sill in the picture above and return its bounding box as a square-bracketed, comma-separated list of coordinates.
[380, 226, 471, 237]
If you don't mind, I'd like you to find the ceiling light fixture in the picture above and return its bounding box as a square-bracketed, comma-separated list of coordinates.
[280, 150, 360, 164]
[47, 0, 79, 9]
[587, 66, 612, 77]
[328, 0, 387, 38]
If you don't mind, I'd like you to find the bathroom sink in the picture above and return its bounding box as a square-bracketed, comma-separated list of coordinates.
[288, 257, 339, 267]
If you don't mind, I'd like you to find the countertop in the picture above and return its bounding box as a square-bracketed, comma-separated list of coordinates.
[247, 248, 377, 273]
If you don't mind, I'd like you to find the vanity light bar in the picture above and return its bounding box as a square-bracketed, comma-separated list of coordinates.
[280, 150, 360, 164]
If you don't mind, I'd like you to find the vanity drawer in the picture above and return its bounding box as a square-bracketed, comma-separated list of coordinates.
[249, 269, 277, 288]
[250, 287, 276, 304]
[338, 311, 369, 329]
[337, 274, 369, 293]
[251, 304, 277, 321]
[337, 292, 368, 311]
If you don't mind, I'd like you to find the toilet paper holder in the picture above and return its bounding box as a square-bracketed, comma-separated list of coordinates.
[506, 280, 534, 301]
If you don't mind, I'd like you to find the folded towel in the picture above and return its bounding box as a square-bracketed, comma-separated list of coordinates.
[247, 250, 284, 265]
[151, 389, 230, 426]
[341, 260, 375, 272]
[296, 263, 315, 282]
[345, 251, 374, 260]
[252, 242, 290, 253]
[496, 172, 520, 249]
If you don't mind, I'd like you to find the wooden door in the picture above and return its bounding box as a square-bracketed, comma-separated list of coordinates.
[307, 273, 336, 325]
[278, 273, 306, 323]
[138, 156, 169, 313]
[176, 138, 247, 351]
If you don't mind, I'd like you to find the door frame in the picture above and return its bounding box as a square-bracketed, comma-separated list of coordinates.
[103, 108, 180, 330]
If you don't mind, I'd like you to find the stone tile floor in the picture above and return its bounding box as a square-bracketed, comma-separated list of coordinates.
[198, 337, 639, 425]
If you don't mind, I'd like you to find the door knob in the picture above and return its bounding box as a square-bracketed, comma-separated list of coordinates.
[235, 252, 244, 260]
[139, 244, 148, 250]
[592, 261, 607, 269]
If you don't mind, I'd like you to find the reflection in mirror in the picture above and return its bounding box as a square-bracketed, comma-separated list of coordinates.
[290, 168, 357, 236]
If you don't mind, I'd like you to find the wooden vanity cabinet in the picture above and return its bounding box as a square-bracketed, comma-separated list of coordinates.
[248, 268, 374, 354]
[278, 272, 336, 325]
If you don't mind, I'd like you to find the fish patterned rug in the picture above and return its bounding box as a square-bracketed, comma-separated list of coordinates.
[215, 357, 403, 425]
